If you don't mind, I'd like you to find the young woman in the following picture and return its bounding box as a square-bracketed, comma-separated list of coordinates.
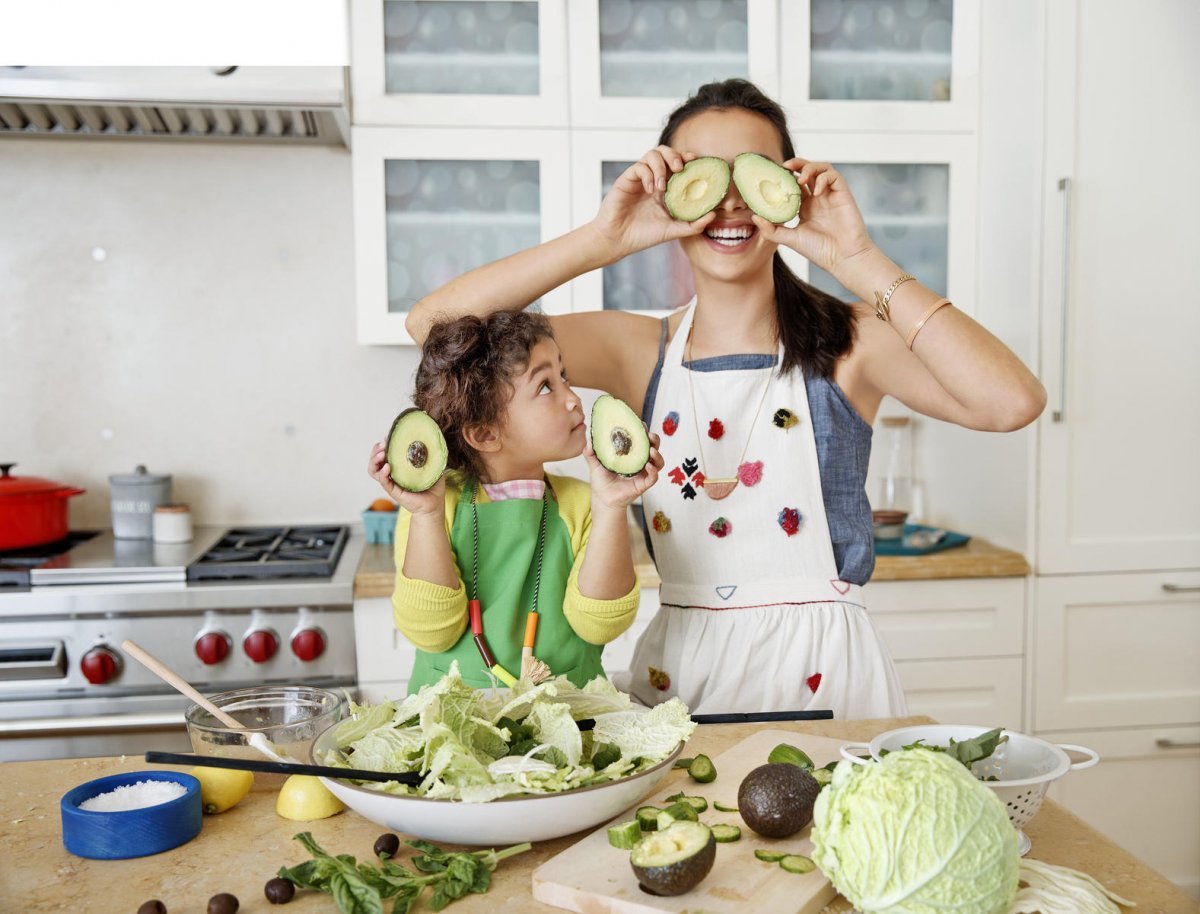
[369, 311, 662, 692]
[404, 80, 1045, 718]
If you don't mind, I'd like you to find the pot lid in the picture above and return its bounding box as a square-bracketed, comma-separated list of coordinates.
[108, 464, 172, 486]
[0, 462, 83, 497]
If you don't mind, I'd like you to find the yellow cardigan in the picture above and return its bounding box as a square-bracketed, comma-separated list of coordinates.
[391, 474, 640, 653]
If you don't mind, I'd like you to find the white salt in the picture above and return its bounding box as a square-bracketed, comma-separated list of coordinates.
[79, 779, 187, 812]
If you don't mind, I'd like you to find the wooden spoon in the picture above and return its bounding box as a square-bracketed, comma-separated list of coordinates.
[121, 639, 284, 761]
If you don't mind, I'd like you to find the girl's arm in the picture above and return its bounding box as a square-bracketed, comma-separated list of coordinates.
[755, 160, 1047, 432]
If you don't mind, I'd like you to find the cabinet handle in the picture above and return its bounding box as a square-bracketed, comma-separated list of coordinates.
[1161, 583, 1200, 593]
[1155, 738, 1200, 750]
[1052, 177, 1072, 423]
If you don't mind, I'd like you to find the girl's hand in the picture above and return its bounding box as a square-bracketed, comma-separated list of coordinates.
[583, 431, 664, 510]
[751, 159, 877, 276]
[367, 440, 447, 517]
[589, 146, 717, 261]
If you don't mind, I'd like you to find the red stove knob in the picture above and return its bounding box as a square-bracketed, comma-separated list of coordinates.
[81, 647, 119, 685]
[243, 629, 278, 663]
[291, 627, 325, 662]
[195, 631, 231, 665]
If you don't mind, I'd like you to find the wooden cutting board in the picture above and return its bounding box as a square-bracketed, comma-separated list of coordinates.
[532, 729, 847, 914]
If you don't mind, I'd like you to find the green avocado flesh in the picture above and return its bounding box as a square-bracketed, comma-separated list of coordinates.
[630, 821, 716, 896]
[732, 152, 801, 223]
[664, 157, 731, 221]
[591, 395, 650, 476]
[386, 408, 448, 493]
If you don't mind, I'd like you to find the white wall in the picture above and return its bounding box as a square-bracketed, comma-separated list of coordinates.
[0, 140, 422, 527]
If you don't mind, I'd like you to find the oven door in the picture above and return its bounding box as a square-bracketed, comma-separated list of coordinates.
[0, 692, 193, 762]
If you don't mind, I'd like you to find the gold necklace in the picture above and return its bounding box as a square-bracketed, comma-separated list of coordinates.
[685, 324, 774, 500]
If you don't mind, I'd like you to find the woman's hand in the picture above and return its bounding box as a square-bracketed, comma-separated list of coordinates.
[367, 440, 446, 517]
[588, 145, 717, 262]
[751, 159, 876, 276]
[584, 431, 664, 510]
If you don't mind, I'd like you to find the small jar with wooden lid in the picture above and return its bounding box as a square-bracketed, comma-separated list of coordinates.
[152, 504, 193, 543]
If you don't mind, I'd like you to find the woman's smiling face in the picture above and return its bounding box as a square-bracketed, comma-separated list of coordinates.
[669, 107, 788, 282]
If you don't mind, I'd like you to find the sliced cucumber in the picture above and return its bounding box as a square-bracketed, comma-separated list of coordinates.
[636, 806, 661, 831]
[754, 849, 787, 863]
[812, 767, 833, 787]
[655, 810, 678, 832]
[767, 743, 815, 770]
[688, 754, 716, 783]
[608, 820, 642, 850]
[672, 757, 695, 770]
[779, 855, 816, 874]
[663, 792, 708, 813]
[712, 801, 739, 813]
[710, 824, 741, 843]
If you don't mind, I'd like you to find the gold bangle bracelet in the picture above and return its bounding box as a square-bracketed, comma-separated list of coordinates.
[873, 273, 915, 322]
[905, 298, 953, 349]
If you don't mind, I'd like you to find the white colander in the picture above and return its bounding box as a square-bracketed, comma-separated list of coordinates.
[840, 725, 1099, 854]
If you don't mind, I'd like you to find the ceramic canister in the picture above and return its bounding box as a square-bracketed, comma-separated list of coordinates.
[108, 465, 172, 539]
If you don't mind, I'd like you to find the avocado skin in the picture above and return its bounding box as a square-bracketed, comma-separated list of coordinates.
[738, 762, 820, 839]
[630, 827, 717, 897]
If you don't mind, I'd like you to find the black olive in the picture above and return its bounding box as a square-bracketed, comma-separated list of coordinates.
[137, 902, 167, 914]
[374, 832, 400, 859]
[207, 893, 239, 914]
[264, 877, 295, 904]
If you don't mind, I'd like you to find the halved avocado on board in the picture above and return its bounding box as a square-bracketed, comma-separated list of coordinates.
[591, 395, 650, 476]
[665, 157, 731, 222]
[630, 820, 716, 896]
[732, 152, 801, 224]
[386, 408, 448, 492]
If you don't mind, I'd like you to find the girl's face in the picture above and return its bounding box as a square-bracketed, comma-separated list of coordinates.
[669, 107, 787, 283]
[495, 337, 586, 467]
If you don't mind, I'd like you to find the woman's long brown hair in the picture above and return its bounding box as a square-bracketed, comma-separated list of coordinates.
[659, 78, 857, 378]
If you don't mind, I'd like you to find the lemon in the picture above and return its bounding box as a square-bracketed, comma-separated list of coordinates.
[189, 765, 254, 814]
[275, 775, 345, 821]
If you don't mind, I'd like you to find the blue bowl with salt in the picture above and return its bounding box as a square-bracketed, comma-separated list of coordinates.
[61, 770, 202, 859]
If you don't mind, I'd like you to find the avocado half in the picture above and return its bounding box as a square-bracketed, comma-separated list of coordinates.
[737, 762, 820, 839]
[591, 395, 651, 476]
[630, 820, 716, 896]
[664, 157, 731, 222]
[385, 408, 448, 493]
[732, 152, 802, 224]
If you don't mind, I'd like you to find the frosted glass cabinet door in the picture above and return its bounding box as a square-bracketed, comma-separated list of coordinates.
[569, 131, 696, 316]
[798, 134, 976, 310]
[354, 127, 572, 344]
[568, 0, 780, 128]
[351, 0, 569, 126]
[781, 0, 980, 131]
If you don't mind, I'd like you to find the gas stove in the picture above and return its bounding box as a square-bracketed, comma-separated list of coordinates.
[0, 525, 363, 762]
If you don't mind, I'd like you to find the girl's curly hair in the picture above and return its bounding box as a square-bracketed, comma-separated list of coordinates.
[413, 311, 555, 481]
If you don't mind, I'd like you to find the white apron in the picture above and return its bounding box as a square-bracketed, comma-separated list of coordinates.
[621, 302, 907, 719]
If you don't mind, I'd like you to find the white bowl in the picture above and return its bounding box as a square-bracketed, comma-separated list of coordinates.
[310, 725, 683, 846]
[840, 725, 1098, 855]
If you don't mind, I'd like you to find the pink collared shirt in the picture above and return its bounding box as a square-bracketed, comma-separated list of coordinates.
[480, 479, 546, 502]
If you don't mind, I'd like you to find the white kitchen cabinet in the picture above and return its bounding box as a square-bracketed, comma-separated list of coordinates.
[353, 126, 572, 344]
[780, 0, 980, 132]
[1036, 0, 1200, 574]
[864, 576, 1025, 728]
[353, 595, 416, 701]
[1032, 572, 1200, 733]
[350, 0, 569, 127]
[796, 133, 977, 310]
[567, 0, 779, 130]
[1042, 724, 1200, 900]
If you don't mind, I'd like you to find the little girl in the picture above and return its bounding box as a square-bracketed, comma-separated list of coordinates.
[367, 310, 662, 692]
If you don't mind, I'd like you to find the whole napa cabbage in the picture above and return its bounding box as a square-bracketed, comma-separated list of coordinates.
[811, 749, 1019, 914]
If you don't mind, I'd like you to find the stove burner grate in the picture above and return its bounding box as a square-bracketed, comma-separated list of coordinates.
[187, 525, 348, 581]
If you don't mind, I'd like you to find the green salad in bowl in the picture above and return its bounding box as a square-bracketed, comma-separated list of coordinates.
[310, 662, 694, 844]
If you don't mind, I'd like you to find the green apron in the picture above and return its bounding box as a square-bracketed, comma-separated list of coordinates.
[407, 481, 606, 692]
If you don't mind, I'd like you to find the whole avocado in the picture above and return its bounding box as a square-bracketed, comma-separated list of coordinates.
[738, 762, 821, 838]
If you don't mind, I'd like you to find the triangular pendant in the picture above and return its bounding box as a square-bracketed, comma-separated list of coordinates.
[704, 478, 738, 500]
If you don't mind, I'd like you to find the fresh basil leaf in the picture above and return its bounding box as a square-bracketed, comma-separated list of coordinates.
[277, 860, 327, 891]
[329, 871, 384, 914]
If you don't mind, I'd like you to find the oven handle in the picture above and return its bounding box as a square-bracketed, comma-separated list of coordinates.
[0, 711, 185, 737]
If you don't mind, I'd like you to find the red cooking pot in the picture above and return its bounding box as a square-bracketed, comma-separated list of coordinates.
[0, 463, 86, 550]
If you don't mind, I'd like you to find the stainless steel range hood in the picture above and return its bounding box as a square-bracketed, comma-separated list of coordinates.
[0, 66, 349, 145]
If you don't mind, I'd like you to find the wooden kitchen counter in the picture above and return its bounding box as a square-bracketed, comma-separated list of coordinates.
[355, 525, 1029, 598]
[4, 717, 1193, 914]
